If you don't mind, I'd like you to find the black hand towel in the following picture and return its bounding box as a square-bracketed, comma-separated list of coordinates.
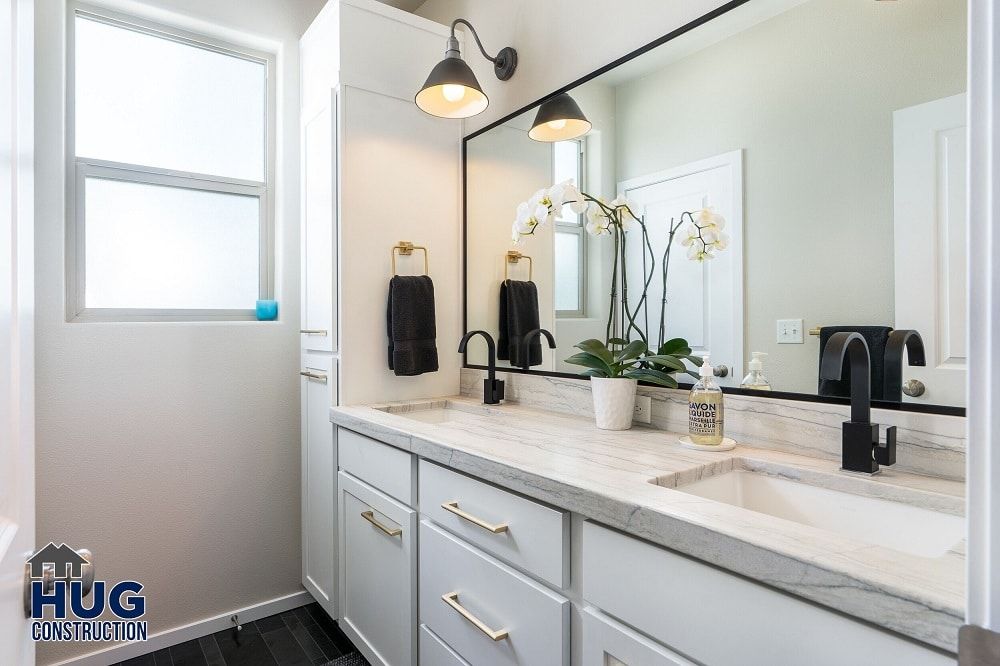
[817, 325, 892, 400]
[497, 279, 541, 368]
[387, 275, 438, 376]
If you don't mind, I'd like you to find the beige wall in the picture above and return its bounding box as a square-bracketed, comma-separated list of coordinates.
[34, 0, 324, 662]
[614, 0, 966, 391]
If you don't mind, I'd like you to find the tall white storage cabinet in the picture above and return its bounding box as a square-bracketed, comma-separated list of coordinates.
[299, 0, 461, 634]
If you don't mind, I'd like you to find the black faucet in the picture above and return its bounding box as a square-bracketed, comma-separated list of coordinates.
[519, 328, 557, 371]
[820, 332, 896, 474]
[458, 330, 505, 405]
[883, 330, 926, 401]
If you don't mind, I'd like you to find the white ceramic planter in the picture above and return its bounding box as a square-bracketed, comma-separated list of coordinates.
[590, 377, 638, 430]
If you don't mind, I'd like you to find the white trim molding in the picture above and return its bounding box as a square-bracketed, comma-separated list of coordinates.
[47, 590, 313, 666]
[966, 0, 999, 635]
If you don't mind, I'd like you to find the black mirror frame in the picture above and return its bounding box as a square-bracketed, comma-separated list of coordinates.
[460, 0, 965, 418]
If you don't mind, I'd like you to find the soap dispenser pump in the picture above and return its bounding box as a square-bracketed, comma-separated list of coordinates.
[741, 352, 771, 391]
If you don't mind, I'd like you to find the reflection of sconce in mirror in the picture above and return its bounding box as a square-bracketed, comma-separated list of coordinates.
[415, 19, 517, 119]
[528, 93, 592, 142]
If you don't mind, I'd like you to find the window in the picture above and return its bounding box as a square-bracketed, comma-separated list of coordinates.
[68, 9, 274, 321]
[553, 139, 585, 317]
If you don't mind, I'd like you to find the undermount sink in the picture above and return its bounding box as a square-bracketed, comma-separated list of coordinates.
[375, 400, 502, 425]
[660, 459, 965, 559]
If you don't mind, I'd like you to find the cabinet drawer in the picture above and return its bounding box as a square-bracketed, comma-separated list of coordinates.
[582, 521, 952, 666]
[582, 607, 694, 666]
[338, 472, 416, 666]
[420, 520, 569, 666]
[420, 624, 470, 666]
[419, 460, 569, 588]
[338, 427, 415, 506]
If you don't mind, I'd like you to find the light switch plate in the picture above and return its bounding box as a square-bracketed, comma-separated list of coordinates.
[777, 318, 804, 344]
[634, 395, 652, 424]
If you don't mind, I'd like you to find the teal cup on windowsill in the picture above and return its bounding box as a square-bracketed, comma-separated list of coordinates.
[256, 299, 278, 321]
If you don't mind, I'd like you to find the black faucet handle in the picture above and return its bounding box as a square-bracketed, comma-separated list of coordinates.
[875, 425, 897, 467]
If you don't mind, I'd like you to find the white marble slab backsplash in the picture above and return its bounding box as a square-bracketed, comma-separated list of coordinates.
[460, 368, 966, 481]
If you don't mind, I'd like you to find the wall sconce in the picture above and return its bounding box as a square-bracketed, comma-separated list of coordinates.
[415, 19, 517, 119]
[528, 93, 592, 142]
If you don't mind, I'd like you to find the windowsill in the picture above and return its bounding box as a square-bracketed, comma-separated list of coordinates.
[68, 308, 270, 323]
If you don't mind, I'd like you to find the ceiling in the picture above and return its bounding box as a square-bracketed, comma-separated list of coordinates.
[375, 0, 426, 13]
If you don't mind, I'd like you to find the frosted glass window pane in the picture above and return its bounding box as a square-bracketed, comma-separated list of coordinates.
[553, 141, 581, 223]
[75, 16, 266, 181]
[84, 178, 260, 309]
[555, 231, 580, 311]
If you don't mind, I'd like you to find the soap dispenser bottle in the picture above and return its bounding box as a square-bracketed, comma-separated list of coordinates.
[741, 352, 771, 390]
[688, 354, 724, 445]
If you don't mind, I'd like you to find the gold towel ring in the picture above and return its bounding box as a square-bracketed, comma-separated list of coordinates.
[504, 250, 532, 281]
[391, 241, 429, 276]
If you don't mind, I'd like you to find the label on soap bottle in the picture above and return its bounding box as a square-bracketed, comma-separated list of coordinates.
[688, 391, 724, 444]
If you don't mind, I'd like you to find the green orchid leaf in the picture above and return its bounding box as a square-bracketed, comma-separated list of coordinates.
[658, 338, 690, 356]
[575, 339, 614, 365]
[686, 369, 701, 379]
[679, 354, 704, 366]
[607, 337, 629, 346]
[643, 355, 686, 372]
[615, 340, 647, 363]
[627, 368, 679, 388]
[564, 352, 613, 377]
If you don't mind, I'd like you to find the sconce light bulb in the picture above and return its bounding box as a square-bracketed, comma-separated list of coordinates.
[442, 84, 467, 102]
[547, 118, 568, 130]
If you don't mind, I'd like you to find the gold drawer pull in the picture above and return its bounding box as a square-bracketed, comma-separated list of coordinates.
[300, 329, 328, 335]
[299, 371, 328, 383]
[441, 501, 508, 534]
[442, 592, 509, 641]
[361, 510, 402, 537]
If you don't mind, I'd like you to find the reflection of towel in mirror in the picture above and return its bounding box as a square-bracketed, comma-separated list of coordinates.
[387, 275, 439, 376]
[498, 280, 541, 368]
[817, 326, 892, 400]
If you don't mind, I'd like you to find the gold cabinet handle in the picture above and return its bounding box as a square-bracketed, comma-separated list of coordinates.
[299, 371, 328, 383]
[442, 592, 508, 641]
[360, 510, 401, 537]
[300, 329, 328, 335]
[441, 502, 508, 534]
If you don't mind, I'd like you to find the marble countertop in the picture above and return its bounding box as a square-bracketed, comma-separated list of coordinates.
[330, 396, 965, 652]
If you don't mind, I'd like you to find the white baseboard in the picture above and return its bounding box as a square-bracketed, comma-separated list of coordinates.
[47, 590, 314, 666]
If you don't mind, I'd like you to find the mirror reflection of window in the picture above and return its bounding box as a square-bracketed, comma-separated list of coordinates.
[554, 139, 585, 317]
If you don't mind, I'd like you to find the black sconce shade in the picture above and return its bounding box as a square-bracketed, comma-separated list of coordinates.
[528, 93, 592, 142]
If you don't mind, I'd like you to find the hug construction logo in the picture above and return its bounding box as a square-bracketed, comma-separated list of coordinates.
[26, 543, 148, 643]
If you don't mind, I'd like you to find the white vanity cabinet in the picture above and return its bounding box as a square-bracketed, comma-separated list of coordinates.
[301, 353, 337, 618]
[338, 471, 417, 666]
[581, 521, 953, 666]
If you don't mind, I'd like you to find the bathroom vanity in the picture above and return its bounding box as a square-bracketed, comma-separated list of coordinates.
[327, 385, 963, 666]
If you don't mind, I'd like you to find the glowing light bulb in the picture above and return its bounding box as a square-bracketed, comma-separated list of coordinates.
[442, 84, 467, 103]
[547, 119, 568, 130]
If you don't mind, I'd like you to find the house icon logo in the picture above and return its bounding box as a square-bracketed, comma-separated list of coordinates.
[26, 543, 89, 579]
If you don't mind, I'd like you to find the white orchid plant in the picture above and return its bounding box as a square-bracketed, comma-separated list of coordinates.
[511, 179, 730, 360]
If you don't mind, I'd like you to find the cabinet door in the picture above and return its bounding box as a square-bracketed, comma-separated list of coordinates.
[582, 608, 695, 666]
[339, 471, 416, 666]
[301, 92, 337, 353]
[301, 353, 337, 618]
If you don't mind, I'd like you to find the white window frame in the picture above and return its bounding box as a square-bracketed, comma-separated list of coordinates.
[555, 138, 587, 319]
[65, 5, 276, 322]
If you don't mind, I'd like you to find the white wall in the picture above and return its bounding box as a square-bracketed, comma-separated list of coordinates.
[415, 0, 732, 134]
[34, 0, 323, 662]
[614, 0, 966, 392]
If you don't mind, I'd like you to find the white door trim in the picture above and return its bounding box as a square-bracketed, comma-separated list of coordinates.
[966, 0, 1000, 631]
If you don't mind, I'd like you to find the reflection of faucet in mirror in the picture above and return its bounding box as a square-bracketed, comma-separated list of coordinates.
[520, 329, 556, 371]
[820, 332, 896, 475]
[458, 330, 505, 405]
[883, 330, 926, 401]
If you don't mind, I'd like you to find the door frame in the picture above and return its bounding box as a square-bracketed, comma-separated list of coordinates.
[618, 149, 745, 383]
[966, 0, 1000, 632]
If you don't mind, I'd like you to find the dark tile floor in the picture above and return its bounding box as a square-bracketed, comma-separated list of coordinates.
[114, 603, 367, 666]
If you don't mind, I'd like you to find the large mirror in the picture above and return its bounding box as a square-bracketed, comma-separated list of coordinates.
[464, 0, 967, 412]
